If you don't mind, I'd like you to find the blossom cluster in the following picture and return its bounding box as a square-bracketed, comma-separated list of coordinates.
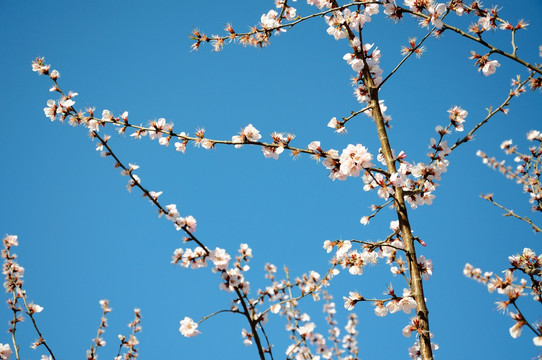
[2, 235, 23, 293]
[68, 112, 353, 355]
[464, 248, 542, 345]
[34, 58, 458, 217]
[86, 299, 112, 360]
[478, 130, 542, 212]
[312, 127, 451, 210]
[115, 308, 143, 360]
[186, 0, 538, 94]
[0, 344, 12, 360]
[191, 0, 301, 50]
[177, 258, 344, 360]
[282, 292, 361, 359]
[2, 235, 51, 359]
[29, 77, 302, 354]
[324, 223, 432, 314]
[33, 57, 474, 216]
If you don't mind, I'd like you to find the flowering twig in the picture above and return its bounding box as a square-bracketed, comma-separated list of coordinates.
[340, 8, 435, 358]
[2, 235, 56, 360]
[87, 300, 111, 360]
[191, 2, 380, 50]
[397, 6, 542, 75]
[452, 74, 535, 151]
[340, 104, 371, 128]
[481, 194, 541, 233]
[116, 308, 142, 360]
[378, 22, 437, 90]
[465, 249, 542, 345]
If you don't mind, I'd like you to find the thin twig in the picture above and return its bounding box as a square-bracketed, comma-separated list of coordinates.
[481, 194, 541, 233]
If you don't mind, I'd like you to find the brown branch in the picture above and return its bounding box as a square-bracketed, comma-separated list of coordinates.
[341, 105, 372, 127]
[378, 23, 436, 90]
[511, 301, 541, 336]
[193, 2, 381, 46]
[481, 194, 541, 233]
[93, 131, 272, 359]
[398, 7, 542, 75]
[452, 74, 534, 151]
[333, 2, 434, 357]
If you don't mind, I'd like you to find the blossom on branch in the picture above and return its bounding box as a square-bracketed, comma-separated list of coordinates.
[179, 317, 200, 337]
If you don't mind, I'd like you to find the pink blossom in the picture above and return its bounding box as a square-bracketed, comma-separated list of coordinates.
[126, 174, 140, 193]
[149, 118, 167, 140]
[29, 303, 43, 314]
[165, 204, 180, 221]
[148, 191, 162, 201]
[335, 240, 352, 259]
[308, 141, 321, 151]
[307, 0, 332, 9]
[242, 124, 261, 142]
[418, 255, 433, 280]
[322, 149, 339, 172]
[365, 4, 380, 16]
[59, 97, 74, 109]
[283, 6, 296, 21]
[201, 139, 214, 149]
[233, 124, 262, 148]
[32, 58, 50, 75]
[327, 117, 346, 133]
[269, 304, 281, 314]
[174, 132, 188, 153]
[262, 145, 284, 159]
[174, 141, 187, 153]
[210, 247, 230, 270]
[400, 289, 417, 314]
[174, 217, 186, 230]
[482, 59, 500, 76]
[241, 329, 253, 346]
[0, 344, 11, 360]
[323, 240, 334, 253]
[479, 14, 496, 31]
[374, 302, 388, 317]
[44, 100, 57, 121]
[343, 291, 363, 310]
[297, 322, 316, 337]
[179, 317, 200, 337]
[527, 130, 541, 141]
[185, 215, 197, 233]
[343, 52, 364, 72]
[49, 69, 60, 80]
[220, 268, 246, 292]
[390, 220, 399, 231]
[509, 321, 523, 338]
[428, 3, 446, 29]
[326, 13, 347, 40]
[344, 251, 364, 275]
[339, 144, 373, 178]
[102, 109, 113, 122]
[448, 106, 468, 131]
[3, 235, 18, 247]
[386, 298, 401, 314]
[88, 119, 100, 132]
[261, 10, 280, 29]
[402, 322, 415, 337]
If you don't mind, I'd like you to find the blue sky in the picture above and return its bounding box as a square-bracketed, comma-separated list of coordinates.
[1, 1, 541, 359]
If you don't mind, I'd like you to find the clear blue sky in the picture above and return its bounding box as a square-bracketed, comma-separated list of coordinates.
[1, 1, 541, 359]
